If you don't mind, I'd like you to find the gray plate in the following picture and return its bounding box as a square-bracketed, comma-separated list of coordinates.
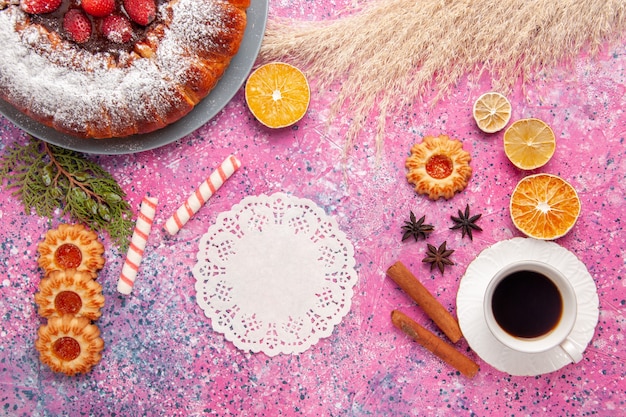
[0, 0, 268, 155]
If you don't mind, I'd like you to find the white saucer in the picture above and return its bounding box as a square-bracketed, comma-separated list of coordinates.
[456, 237, 599, 376]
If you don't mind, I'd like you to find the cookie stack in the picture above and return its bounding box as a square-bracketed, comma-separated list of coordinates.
[34, 224, 106, 376]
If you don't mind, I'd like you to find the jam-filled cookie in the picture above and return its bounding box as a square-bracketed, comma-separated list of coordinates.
[406, 135, 472, 200]
[35, 269, 105, 320]
[35, 314, 104, 376]
[37, 224, 105, 278]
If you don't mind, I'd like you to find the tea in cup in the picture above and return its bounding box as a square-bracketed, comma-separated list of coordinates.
[483, 260, 582, 363]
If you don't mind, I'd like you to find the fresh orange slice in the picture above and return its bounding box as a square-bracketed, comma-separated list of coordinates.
[509, 173, 581, 240]
[244, 62, 310, 128]
[473, 92, 512, 133]
[503, 118, 556, 170]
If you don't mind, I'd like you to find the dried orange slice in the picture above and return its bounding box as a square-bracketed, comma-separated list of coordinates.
[473, 92, 512, 133]
[503, 118, 556, 170]
[245, 62, 310, 128]
[510, 173, 581, 240]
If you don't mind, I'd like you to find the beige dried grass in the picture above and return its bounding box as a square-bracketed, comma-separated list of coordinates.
[259, 0, 626, 152]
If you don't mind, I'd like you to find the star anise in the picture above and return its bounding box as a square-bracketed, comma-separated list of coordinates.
[422, 241, 455, 274]
[450, 204, 482, 240]
[401, 211, 434, 241]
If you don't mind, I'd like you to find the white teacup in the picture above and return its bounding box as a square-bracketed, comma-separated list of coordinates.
[483, 260, 582, 363]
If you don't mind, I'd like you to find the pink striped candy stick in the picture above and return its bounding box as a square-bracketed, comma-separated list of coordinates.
[164, 155, 241, 236]
[117, 196, 158, 295]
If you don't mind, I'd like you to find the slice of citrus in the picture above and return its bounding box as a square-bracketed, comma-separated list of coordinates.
[473, 92, 512, 133]
[244, 62, 310, 128]
[509, 173, 581, 240]
[503, 118, 556, 170]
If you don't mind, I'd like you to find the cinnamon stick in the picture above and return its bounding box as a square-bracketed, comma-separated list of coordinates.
[387, 261, 463, 343]
[391, 310, 479, 378]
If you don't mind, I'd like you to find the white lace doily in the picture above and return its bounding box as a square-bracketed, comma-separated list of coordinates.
[192, 193, 358, 356]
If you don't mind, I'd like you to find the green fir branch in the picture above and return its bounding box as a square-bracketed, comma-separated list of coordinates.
[0, 137, 133, 251]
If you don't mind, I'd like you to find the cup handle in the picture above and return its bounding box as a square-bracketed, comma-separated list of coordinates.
[560, 338, 583, 363]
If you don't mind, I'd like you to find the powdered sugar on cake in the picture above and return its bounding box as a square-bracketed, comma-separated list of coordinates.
[0, 0, 248, 138]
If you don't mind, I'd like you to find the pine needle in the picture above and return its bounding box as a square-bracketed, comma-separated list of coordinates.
[0, 137, 134, 251]
[259, 0, 626, 151]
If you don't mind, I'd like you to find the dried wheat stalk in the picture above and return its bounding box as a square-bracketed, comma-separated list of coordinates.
[259, 0, 626, 151]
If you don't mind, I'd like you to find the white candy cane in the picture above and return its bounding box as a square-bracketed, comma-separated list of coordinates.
[164, 155, 241, 236]
[117, 196, 158, 295]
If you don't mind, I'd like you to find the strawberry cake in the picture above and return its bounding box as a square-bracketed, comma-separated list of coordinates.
[0, 0, 249, 138]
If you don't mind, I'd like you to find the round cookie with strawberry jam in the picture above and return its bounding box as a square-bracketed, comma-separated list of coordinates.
[37, 224, 105, 278]
[35, 315, 105, 375]
[35, 269, 105, 320]
[406, 134, 473, 200]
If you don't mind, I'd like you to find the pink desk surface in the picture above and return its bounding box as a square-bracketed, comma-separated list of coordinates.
[1, 1, 625, 416]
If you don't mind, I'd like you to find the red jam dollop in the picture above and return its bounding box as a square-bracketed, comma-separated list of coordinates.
[425, 154, 453, 179]
[54, 291, 82, 315]
[53, 336, 81, 361]
[54, 243, 83, 269]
